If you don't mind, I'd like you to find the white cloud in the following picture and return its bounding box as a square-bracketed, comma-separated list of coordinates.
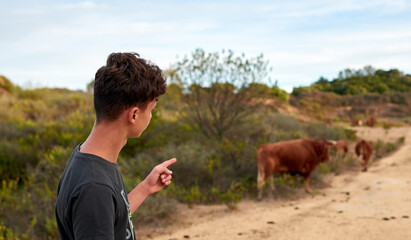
[256, 0, 410, 17]
[55, 1, 103, 10]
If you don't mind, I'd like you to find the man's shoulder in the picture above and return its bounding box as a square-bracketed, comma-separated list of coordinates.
[59, 148, 121, 198]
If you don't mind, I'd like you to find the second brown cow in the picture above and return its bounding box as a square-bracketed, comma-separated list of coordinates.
[256, 139, 331, 200]
[366, 116, 377, 127]
[331, 140, 348, 155]
[355, 140, 373, 171]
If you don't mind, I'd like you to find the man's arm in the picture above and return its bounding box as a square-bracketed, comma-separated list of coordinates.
[128, 158, 176, 214]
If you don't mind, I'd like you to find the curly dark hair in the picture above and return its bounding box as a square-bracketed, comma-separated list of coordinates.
[94, 52, 167, 123]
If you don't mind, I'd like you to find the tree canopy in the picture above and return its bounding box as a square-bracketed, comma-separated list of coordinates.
[170, 48, 272, 140]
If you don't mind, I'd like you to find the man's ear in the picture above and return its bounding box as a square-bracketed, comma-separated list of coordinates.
[128, 107, 139, 124]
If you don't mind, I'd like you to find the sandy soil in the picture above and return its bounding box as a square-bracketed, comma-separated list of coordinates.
[140, 127, 411, 240]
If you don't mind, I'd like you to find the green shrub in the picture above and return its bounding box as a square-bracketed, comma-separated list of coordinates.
[211, 181, 244, 210]
[183, 185, 206, 208]
[34, 146, 72, 187]
[382, 123, 391, 130]
[0, 141, 27, 182]
[303, 123, 347, 140]
[319, 151, 361, 177]
[133, 191, 179, 224]
[0, 75, 14, 92]
[372, 138, 403, 161]
[384, 143, 396, 152]
[268, 113, 302, 133]
[344, 128, 357, 141]
[270, 174, 304, 196]
[0, 223, 19, 240]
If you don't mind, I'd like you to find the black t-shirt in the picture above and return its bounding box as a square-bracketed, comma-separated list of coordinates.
[55, 145, 136, 240]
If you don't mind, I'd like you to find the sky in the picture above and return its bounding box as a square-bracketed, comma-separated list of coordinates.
[1, 0, 411, 92]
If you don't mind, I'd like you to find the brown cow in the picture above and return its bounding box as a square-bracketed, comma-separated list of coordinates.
[366, 116, 376, 127]
[256, 139, 331, 200]
[351, 119, 363, 126]
[330, 140, 348, 155]
[326, 119, 333, 126]
[355, 140, 373, 171]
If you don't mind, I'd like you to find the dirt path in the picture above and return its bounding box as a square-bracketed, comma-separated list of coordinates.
[147, 127, 411, 240]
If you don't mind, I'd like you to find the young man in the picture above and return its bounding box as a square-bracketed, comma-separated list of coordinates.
[55, 52, 176, 240]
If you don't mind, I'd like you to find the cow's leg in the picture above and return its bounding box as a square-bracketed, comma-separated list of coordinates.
[362, 156, 369, 172]
[257, 166, 265, 200]
[361, 162, 367, 171]
[268, 175, 275, 198]
[358, 155, 365, 171]
[304, 176, 312, 193]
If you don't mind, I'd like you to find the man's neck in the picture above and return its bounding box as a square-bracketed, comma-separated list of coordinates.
[79, 120, 128, 164]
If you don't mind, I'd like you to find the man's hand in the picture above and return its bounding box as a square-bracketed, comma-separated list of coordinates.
[128, 158, 176, 214]
[142, 158, 177, 195]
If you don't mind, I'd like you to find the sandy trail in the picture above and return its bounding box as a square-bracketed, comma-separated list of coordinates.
[147, 127, 411, 240]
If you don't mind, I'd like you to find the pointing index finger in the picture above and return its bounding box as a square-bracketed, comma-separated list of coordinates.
[161, 158, 177, 168]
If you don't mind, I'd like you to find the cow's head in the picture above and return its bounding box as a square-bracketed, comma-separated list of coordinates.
[313, 140, 332, 162]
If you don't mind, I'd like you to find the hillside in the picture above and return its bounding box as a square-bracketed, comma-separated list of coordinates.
[288, 91, 411, 123]
[292, 66, 411, 96]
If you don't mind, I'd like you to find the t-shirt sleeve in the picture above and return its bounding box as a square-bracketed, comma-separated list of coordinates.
[71, 183, 116, 240]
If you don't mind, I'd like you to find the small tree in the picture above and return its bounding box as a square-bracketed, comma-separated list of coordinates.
[170, 48, 270, 140]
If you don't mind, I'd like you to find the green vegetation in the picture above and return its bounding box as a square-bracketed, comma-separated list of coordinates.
[0, 52, 409, 239]
[0, 75, 14, 93]
[0, 87, 93, 239]
[0, 83, 349, 238]
[372, 137, 405, 160]
[292, 66, 411, 96]
[290, 90, 411, 122]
